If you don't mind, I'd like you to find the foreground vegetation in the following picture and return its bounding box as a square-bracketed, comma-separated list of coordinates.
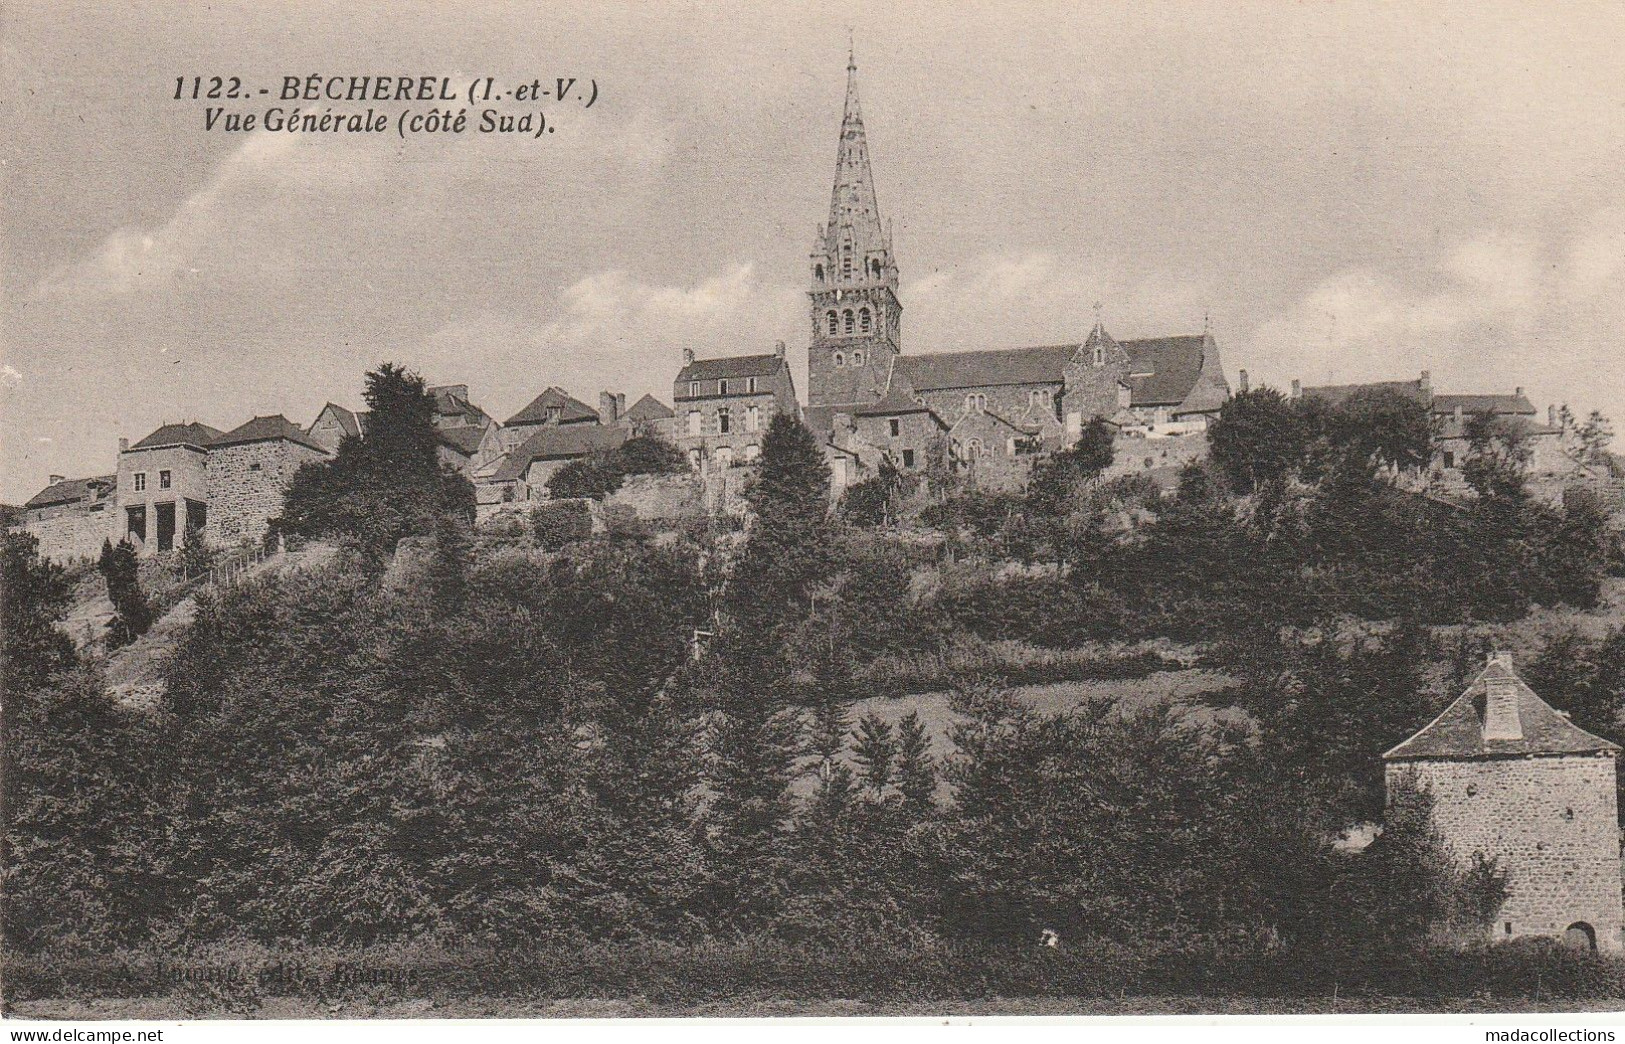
[4, 366, 1624, 1010]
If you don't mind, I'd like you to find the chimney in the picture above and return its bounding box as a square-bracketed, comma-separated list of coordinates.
[1290, 379, 1301, 399]
[1238, 369, 1249, 393]
[1515, 386, 1525, 400]
[48, 474, 64, 485]
[683, 348, 695, 366]
[1419, 370, 1431, 395]
[1549, 404, 1558, 428]
[598, 391, 621, 426]
[118, 438, 129, 453]
[1454, 404, 1464, 424]
[616, 393, 626, 418]
[1482, 651, 1523, 741]
[774, 340, 787, 359]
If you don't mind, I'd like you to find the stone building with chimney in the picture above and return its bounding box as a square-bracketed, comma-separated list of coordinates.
[672, 342, 799, 473]
[205, 415, 331, 548]
[15, 474, 118, 563]
[1383, 652, 1623, 952]
[116, 422, 220, 554]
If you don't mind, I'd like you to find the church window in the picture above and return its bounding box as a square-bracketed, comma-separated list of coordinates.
[966, 438, 983, 458]
[718, 379, 729, 396]
[844, 309, 855, 335]
[860, 307, 872, 333]
[689, 381, 700, 398]
[965, 393, 986, 413]
[842, 252, 852, 278]
[827, 311, 838, 335]
[718, 408, 731, 435]
[687, 411, 701, 436]
[815, 263, 824, 282]
[1092, 346, 1105, 367]
[852, 351, 864, 367]
[889, 418, 900, 437]
[871, 258, 882, 279]
[746, 405, 760, 432]
[1030, 389, 1052, 410]
[834, 352, 845, 367]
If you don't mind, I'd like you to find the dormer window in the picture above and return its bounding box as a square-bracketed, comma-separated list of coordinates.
[689, 381, 701, 398]
[718, 379, 729, 396]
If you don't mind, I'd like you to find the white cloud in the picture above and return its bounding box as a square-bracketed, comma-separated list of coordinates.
[0, 364, 21, 389]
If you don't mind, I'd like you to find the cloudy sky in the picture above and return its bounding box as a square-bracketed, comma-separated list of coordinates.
[4, 0, 1623, 501]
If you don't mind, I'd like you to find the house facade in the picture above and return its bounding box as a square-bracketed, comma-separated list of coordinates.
[16, 474, 118, 563]
[116, 422, 219, 554]
[1384, 652, 1624, 952]
[672, 343, 799, 473]
[205, 415, 331, 548]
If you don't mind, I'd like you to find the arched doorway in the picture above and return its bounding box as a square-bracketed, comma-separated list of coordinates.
[1563, 922, 1597, 952]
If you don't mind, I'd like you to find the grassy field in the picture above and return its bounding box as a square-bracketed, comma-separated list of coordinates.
[13, 993, 1625, 1019]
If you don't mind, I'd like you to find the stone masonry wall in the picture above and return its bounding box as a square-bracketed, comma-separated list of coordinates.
[1390, 754, 1624, 950]
[604, 473, 706, 521]
[206, 441, 327, 548]
[20, 504, 118, 564]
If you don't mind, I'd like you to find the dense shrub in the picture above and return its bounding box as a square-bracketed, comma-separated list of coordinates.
[531, 499, 594, 550]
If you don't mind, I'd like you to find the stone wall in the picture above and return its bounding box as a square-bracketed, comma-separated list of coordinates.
[605, 473, 706, 521]
[1389, 754, 1624, 950]
[206, 440, 327, 548]
[673, 391, 782, 469]
[918, 382, 1062, 433]
[19, 503, 118, 564]
[1106, 432, 1210, 479]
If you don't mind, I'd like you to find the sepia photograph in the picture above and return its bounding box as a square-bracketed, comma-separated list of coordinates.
[3, 0, 1625, 1032]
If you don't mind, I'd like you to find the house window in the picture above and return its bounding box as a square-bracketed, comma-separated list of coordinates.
[852, 350, 865, 367]
[689, 381, 701, 398]
[843, 309, 855, 335]
[746, 377, 757, 394]
[860, 308, 872, 333]
[888, 418, 901, 437]
[133, 472, 147, 493]
[827, 311, 838, 335]
[718, 379, 729, 396]
[159, 469, 172, 490]
[744, 443, 760, 462]
[717, 446, 734, 468]
[902, 448, 915, 468]
[746, 406, 760, 432]
[834, 352, 845, 368]
[687, 411, 702, 436]
[1443, 451, 1455, 468]
[718, 408, 731, 435]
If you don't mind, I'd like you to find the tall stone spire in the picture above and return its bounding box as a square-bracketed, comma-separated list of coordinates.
[806, 49, 901, 409]
[814, 50, 894, 288]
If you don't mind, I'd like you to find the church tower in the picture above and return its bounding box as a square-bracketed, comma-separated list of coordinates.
[806, 50, 900, 409]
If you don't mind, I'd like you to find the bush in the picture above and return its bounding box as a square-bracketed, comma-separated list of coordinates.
[532, 500, 593, 551]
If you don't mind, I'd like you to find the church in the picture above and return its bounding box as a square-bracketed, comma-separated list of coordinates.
[681, 52, 1233, 490]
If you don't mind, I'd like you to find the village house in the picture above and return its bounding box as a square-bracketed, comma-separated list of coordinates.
[116, 422, 220, 554]
[204, 415, 331, 548]
[15, 474, 118, 563]
[672, 342, 799, 473]
[306, 402, 367, 454]
[1384, 652, 1624, 952]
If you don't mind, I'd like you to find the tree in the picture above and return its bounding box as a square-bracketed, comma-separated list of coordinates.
[614, 434, 688, 477]
[841, 455, 910, 527]
[1569, 409, 1617, 474]
[1027, 418, 1115, 512]
[280, 363, 475, 559]
[1462, 412, 1532, 501]
[1320, 387, 1434, 481]
[1, 531, 77, 692]
[1208, 387, 1308, 492]
[546, 453, 623, 500]
[97, 538, 152, 649]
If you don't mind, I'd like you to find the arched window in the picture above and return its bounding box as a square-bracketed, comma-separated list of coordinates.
[852, 350, 864, 367]
[834, 352, 845, 368]
[1030, 388, 1052, 410]
[815, 263, 824, 282]
[843, 309, 855, 335]
[826, 311, 838, 336]
[842, 250, 852, 278]
[871, 258, 882, 279]
[860, 307, 872, 333]
[965, 393, 986, 413]
[967, 438, 983, 458]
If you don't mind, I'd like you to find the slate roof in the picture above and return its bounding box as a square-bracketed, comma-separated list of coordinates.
[492, 424, 628, 482]
[855, 384, 936, 416]
[213, 414, 330, 453]
[1384, 656, 1619, 761]
[625, 394, 674, 422]
[892, 334, 1218, 409]
[24, 474, 116, 510]
[1432, 393, 1537, 417]
[129, 422, 223, 451]
[429, 385, 492, 427]
[436, 425, 488, 456]
[506, 387, 599, 427]
[675, 353, 785, 384]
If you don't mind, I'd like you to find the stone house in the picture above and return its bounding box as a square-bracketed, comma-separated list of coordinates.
[672, 343, 799, 473]
[428, 384, 492, 431]
[16, 474, 118, 563]
[306, 402, 367, 454]
[503, 386, 600, 438]
[623, 393, 676, 441]
[205, 415, 331, 549]
[1383, 652, 1623, 952]
[485, 423, 629, 506]
[117, 422, 220, 554]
